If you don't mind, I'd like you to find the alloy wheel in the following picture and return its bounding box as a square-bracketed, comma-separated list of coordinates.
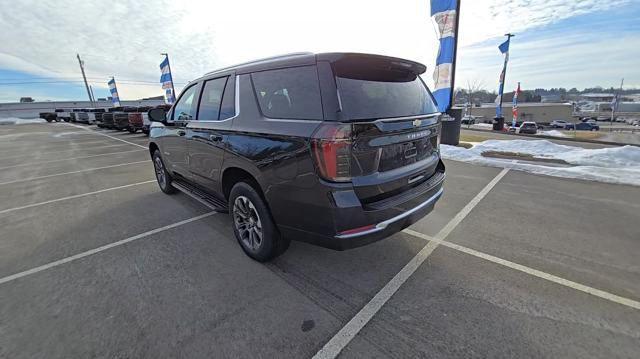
[233, 195, 263, 251]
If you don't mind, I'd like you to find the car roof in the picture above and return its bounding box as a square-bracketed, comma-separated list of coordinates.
[197, 52, 427, 82]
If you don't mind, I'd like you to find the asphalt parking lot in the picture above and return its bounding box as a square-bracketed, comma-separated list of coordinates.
[1, 123, 639, 358]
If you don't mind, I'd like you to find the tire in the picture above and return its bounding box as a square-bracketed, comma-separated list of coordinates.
[152, 150, 177, 194]
[229, 182, 289, 261]
[128, 127, 137, 134]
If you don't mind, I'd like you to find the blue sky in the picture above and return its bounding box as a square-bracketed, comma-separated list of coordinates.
[0, 0, 638, 103]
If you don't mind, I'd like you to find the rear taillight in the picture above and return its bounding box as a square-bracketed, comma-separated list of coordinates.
[311, 123, 352, 182]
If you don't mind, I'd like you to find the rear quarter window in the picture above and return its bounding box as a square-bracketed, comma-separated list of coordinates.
[251, 66, 323, 120]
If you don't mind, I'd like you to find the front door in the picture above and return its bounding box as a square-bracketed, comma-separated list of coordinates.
[163, 83, 200, 180]
[187, 75, 236, 194]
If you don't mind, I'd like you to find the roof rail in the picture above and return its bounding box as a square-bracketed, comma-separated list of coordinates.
[205, 52, 313, 75]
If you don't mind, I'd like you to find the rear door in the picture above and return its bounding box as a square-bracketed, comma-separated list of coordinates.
[162, 83, 200, 179]
[186, 75, 235, 193]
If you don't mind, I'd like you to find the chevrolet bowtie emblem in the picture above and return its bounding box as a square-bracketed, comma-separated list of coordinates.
[412, 119, 422, 127]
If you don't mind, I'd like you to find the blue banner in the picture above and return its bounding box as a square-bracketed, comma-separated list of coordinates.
[107, 78, 120, 107]
[430, 0, 459, 113]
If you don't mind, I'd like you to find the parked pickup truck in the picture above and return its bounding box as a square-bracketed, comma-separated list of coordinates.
[148, 52, 445, 261]
[39, 112, 59, 122]
[86, 108, 105, 125]
[114, 107, 137, 131]
[54, 108, 71, 122]
[127, 106, 152, 133]
[101, 107, 122, 129]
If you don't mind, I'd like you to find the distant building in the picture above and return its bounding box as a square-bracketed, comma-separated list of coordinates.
[462, 102, 574, 123]
[19, 97, 35, 103]
[580, 93, 615, 102]
[0, 99, 166, 119]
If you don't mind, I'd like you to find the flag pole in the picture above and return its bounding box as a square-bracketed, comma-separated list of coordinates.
[610, 78, 623, 132]
[447, 0, 462, 110]
[161, 53, 176, 103]
[497, 33, 514, 115]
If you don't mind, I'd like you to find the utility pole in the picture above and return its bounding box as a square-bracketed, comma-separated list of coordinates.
[160, 53, 176, 103]
[610, 78, 623, 132]
[77, 54, 94, 106]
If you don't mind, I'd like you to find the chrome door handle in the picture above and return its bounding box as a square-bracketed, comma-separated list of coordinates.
[210, 134, 223, 142]
[177, 130, 186, 136]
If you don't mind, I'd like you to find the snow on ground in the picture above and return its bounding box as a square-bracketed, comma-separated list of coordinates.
[540, 130, 569, 138]
[441, 139, 640, 186]
[0, 117, 46, 125]
[469, 123, 494, 130]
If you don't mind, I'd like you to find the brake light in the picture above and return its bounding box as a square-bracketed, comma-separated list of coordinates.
[311, 123, 352, 182]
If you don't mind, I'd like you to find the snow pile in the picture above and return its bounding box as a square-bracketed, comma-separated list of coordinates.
[0, 117, 46, 125]
[540, 130, 569, 138]
[441, 139, 640, 186]
[470, 123, 494, 130]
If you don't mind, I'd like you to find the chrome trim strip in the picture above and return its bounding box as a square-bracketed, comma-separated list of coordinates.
[376, 113, 441, 122]
[335, 185, 444, 239]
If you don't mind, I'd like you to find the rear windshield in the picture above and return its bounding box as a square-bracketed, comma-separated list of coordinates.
[335, 69, 438, 120]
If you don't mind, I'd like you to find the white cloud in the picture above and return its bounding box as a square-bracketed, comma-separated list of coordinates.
[0, 0, 634, 100]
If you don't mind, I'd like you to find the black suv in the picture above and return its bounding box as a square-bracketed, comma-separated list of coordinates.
[148, 52, 445, 261]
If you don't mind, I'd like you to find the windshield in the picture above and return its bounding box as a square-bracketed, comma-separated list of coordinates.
[337, 76, 437, 120]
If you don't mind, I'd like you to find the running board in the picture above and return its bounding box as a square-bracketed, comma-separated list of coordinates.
[172, 179, 229, 213]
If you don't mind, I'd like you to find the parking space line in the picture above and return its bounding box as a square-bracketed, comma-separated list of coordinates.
[65, 123, 147, 149]
[0, 160, 150, 186]
[0, 180, 156, 215]
[404, 229, 640, 310]
[0, 149, 146, 170]
[0, 212, 217, 285]
[1, 143, 129, 161]
[313, 168, 510, 359]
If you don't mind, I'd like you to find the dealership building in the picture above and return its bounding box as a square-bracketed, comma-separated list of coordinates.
[462, 102, 575, 124]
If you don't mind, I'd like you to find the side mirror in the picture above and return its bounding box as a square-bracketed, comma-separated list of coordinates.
[148, 108, 167, 123]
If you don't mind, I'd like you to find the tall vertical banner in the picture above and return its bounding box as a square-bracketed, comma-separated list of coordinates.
[496, 38, 510, 117]
[107, 78, 120, 107]
[430, 0, 459, 113]
[160, 55, 175, 104]
[512, 82, 521, 127]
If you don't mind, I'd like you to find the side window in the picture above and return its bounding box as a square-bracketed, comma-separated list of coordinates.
[197, 77, 228, 121]
[220, 76, 236, 120]
[251, 66, 323, 120]
[172, 84, 199, 122]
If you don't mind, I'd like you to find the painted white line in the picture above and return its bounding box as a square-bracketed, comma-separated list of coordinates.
[403, 229, 640, 310]
[0, 180, 156, 215]
[1, 143, 128, 161]
[0, 160, 150, 186]
[65, 123, 147, 149]
[0, 212, 216, 285]
[313, 168, 510, 359]
[0, 149, 145, 170]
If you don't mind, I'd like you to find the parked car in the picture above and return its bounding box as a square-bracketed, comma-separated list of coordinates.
[127, 106, 152, 133]
[86, 108, 105, 125]
[101, 107, 122, 129]
[461, 115, 478, 125]
[39, 112, 58, 122]
[148, 52, 445, 261]
[565, 122, 599, 131]
[113, 107, 137, 131]
[517, 121, 538, 134]
[550, 119, 568, 128]
[55, 108, 71, 122]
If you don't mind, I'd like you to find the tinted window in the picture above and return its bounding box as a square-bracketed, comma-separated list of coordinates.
[251, 66, 323, 120]
[173, 84, 199, 122]
[220, 76, 236, 120]
[198, 77, 227, 121]
[337, 75, 437, 120]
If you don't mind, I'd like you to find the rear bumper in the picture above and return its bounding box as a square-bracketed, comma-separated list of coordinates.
[277, 161, 445, 250]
